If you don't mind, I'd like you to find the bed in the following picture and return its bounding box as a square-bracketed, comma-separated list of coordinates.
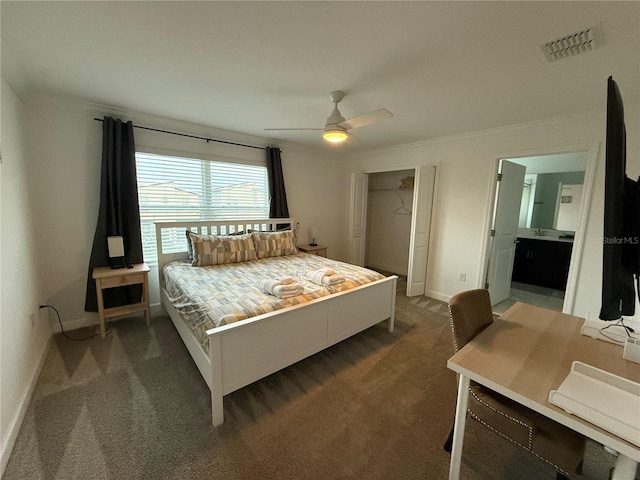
[155, 218, 398, 426]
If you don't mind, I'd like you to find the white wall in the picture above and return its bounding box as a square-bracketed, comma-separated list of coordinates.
[348, 108, 640, 319]
[1, 78, 51, 475]
[24, 93, 348, 331]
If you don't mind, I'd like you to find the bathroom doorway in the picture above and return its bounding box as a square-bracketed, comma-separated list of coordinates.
[484, 147, 597, 315]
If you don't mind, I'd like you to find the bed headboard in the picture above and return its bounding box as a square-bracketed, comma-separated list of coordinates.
[154, 218, 296, 271]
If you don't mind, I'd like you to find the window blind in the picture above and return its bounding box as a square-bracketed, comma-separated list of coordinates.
[135, 152, 269, 263]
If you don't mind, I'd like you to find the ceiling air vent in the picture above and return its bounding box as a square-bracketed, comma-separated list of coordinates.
[540, 23, 603, 62]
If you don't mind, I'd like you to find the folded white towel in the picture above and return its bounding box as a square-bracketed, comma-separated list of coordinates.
[321, 274, 345, 286]
[260, 278, 304, 298]
[271, 283, 304, 298]
[306, 267, 335, 285]
[305, 267, 345, 286]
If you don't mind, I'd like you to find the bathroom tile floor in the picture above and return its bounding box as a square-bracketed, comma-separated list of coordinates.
[492, 281, 565, 315]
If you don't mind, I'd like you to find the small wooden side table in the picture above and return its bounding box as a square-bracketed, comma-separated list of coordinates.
[92, 262, 151, 338]
[297, 244, 328, 257]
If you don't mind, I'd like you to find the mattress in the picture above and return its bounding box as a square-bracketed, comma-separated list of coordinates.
[162, 253, 386, 350]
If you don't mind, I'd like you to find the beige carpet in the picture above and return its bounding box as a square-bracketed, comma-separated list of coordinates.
[3, 280, 620, 479]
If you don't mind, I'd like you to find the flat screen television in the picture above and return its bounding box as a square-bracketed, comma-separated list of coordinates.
[599, 76, 640, 321]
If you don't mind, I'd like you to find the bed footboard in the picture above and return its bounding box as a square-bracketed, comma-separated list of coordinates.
[207, 275, 397, 426]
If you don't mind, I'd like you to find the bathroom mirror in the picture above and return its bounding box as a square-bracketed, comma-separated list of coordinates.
[511, 153, 588, 232]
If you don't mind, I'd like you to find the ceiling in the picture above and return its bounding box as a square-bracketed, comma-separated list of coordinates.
[2, 1, 639, 153]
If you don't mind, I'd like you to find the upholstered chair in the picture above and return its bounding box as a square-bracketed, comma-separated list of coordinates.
[444, 289, 586, 480]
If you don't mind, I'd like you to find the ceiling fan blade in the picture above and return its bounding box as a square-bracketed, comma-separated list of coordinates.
[264, 128, 323, 131]
[345, 132, 361, 144]
[339, 109, 393, 130]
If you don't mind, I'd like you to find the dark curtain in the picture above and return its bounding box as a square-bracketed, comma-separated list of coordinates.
[266, 147, 290, 225]
[84, 117, 144, 312]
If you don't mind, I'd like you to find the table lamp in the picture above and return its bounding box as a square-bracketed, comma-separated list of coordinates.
[107, 236, 126, 269]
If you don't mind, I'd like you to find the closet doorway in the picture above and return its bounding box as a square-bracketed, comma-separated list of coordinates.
[348, 165, 435, 297]
[366, 170, 415, 276]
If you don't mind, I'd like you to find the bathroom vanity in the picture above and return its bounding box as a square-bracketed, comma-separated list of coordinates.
[512, 234, 574, 290]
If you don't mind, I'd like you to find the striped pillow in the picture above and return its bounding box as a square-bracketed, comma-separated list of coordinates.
[188, 232, 257, 266]
[252, 230, 298, 258]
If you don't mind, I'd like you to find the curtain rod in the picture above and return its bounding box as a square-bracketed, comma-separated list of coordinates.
[93, 117, 266, 151]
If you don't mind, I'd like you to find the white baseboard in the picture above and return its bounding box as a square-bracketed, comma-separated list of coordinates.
[150, 302, 164, 317]
[49, 302, 163, 333]
[49, 314, 98, 333]
[426, 289, 450, 303]
[0, 334, 53, 477]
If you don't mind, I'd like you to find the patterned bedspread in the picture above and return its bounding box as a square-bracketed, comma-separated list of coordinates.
[162, 253, 386, 350]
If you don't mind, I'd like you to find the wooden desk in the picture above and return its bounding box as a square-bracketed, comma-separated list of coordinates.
[92, 263, 151, 338]
[447, 302, 640, 480]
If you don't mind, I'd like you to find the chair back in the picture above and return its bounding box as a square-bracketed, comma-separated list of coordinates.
[448, 289, 494, 352]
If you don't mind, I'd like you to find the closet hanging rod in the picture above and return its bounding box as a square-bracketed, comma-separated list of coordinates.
[370, 187, 414, 192]
[93, 118, 266, 151]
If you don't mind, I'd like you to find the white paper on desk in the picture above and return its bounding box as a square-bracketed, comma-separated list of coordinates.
[549, 361, 640, 447]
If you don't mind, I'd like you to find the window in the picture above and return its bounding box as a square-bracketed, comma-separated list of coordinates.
[136, 152, 269, 263]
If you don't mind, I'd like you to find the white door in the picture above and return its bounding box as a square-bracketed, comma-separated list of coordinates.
[486, 160, 526, 305]
[348, 173, 368, 266]
[406, 166, 436, 297]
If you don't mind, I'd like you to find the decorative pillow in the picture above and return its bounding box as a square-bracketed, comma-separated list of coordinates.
[252, 230, 298, 258]
[277, 225, 298, 245]
[189, 232, 257, 266]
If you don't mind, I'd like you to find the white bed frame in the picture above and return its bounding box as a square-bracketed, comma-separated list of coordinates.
[155, 218, 397, 426]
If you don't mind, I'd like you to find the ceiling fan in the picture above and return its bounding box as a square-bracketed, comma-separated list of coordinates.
[265, 91, 393, 144]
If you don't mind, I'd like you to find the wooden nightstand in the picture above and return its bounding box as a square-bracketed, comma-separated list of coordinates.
[297, 244, 328, 257]
[92, 262, 151, 338]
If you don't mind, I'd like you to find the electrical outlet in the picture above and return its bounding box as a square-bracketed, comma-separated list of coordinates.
[39, 306, 47, 322]
[459, 272, 466, 282]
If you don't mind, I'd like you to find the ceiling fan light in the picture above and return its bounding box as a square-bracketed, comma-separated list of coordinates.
[323, 129, 348, 143]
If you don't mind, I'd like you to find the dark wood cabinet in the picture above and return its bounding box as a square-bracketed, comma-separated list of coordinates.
[512, 238, 573, 290]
